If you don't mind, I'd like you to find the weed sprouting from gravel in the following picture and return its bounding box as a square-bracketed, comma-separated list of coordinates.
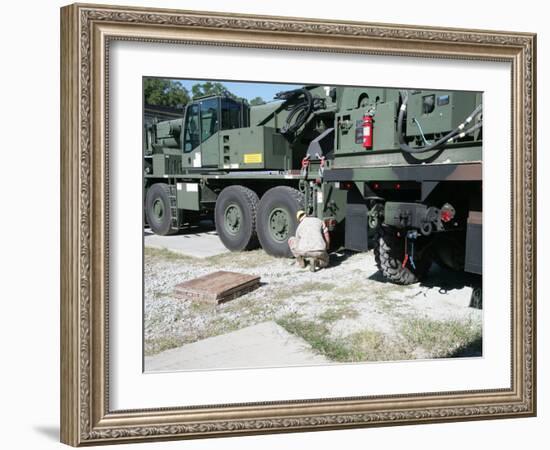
[269, 281, 337, 302]
[145, 247, 196, 262]
[346, 330, 411, 362]
[400, 316, 482, 358]
[276, 315, 357, 362]
[277, 314, 411, 362]
[145, 336, 186, 356]
[318, 306, 360, 323]
[203, 249, 274, 269]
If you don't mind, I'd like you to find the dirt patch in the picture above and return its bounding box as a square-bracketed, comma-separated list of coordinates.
[144, 247, 482, 362]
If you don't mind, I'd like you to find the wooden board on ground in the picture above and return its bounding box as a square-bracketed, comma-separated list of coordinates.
[174, 271, 261, 304]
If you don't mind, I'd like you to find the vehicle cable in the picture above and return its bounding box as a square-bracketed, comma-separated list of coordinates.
[397, 90, 482, 154]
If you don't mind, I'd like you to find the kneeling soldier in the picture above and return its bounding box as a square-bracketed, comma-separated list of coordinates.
[288, 210, 330, 272]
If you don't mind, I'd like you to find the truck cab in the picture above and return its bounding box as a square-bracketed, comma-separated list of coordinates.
[180, 95, 249, 169]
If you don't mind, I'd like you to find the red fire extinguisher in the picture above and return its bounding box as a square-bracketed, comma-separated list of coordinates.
[362, 114, 373, 149]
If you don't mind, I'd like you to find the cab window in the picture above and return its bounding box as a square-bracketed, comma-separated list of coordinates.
[200, 98, 219, 142]
[183, 104, 200, 153]
[221, 98, 242, 130]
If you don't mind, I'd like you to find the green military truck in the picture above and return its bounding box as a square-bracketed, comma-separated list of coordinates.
[144, 84, 482, 285]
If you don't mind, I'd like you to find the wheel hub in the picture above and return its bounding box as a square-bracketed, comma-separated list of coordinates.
[269, 208, 290, 242]
[224, 204, 242, 235]
[152, 198, 164, 220]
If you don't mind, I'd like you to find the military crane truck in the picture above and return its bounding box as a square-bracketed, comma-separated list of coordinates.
[144, 85, 482, 285]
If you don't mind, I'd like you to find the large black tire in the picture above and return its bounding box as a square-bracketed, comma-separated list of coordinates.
[145, 183, 179, 236]
[374, 227, 432, 285]
[214, 185, 260, 251]
[257, 186, 304, 258]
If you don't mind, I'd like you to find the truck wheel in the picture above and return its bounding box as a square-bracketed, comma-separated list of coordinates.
[257, 186, 304, 258]
[215, 186, 260, 251]
[374, 228, 432, 285]
[145, 183, 179, 236]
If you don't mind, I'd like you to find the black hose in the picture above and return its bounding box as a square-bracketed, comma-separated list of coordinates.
[397, 91, 482, 154]
[275, 88, 314, 141]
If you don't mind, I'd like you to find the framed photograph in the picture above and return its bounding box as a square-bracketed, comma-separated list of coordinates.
[60, 3, 536, 446]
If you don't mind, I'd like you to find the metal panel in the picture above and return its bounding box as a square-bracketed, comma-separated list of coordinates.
[372, 101, 399, 151]
[218, 126, 290, 170]
[152, 152, 183, 176]
[324, 163, 482, 182]
[176, 182, 200, 211]
[465, 211, 482, 274]
[384, 202, 427, 229]
[406, 91, 478, 137]
[345, 192, 369, 251]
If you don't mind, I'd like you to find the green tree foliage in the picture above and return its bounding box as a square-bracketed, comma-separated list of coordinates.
[191, 82, 236, 99]
[144, 78, 189, 107]
[249, 97, 266, 106]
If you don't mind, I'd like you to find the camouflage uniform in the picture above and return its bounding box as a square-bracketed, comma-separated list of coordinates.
[288, 217, 329, 269]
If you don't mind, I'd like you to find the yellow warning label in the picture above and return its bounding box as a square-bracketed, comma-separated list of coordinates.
[244, 153, 263, 164]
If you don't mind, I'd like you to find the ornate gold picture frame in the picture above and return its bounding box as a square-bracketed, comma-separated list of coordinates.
[60, 3, 536, 446]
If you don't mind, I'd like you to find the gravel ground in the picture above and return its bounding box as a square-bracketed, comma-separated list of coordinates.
[144, 246, 482, 363]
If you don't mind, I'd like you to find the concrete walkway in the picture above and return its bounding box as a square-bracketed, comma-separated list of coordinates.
[144, 222, 229, 258]
[144, 321, 329, 372]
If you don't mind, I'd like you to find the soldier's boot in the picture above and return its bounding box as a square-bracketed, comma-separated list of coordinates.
[317, 253, 329, 269]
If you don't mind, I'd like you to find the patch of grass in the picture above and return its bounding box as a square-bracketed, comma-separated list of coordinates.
[145, 246, 196, 262]
[146, 313, 247, 356]
[372, 295, 410, 316]
[270, 281, 337, 302]
[223, 296, 269, 318]
[144, 336, 185, 356]
[203, 249, 275, 269]
[188, 300, 216, 314]
[277, 314, 411, 363]
[373, 297, 396, 313]
[332, 297, 356, 307]
[276, 315, 356, 362]
[152, 290, 171, 300]
[332, 280, 365, 297]
[298, 281, 337, 292]
[195, 315, 245, 341]
[400, 317, 482, 358]
[347, 330, 411, 362]
[318, 306, 360, 323]
[370, 283, 409, 298]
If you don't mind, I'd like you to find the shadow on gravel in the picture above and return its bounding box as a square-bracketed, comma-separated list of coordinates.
[367, 271, 389, 283]
[420, 264, 471, 294]
[419, 264, 481, 293]
[145, 219, 216, 237]
[366, 262, 483, 309]
[327, 250, 355, 268]
[448, 336, 483, 358]
[366, 262, 482, 292]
